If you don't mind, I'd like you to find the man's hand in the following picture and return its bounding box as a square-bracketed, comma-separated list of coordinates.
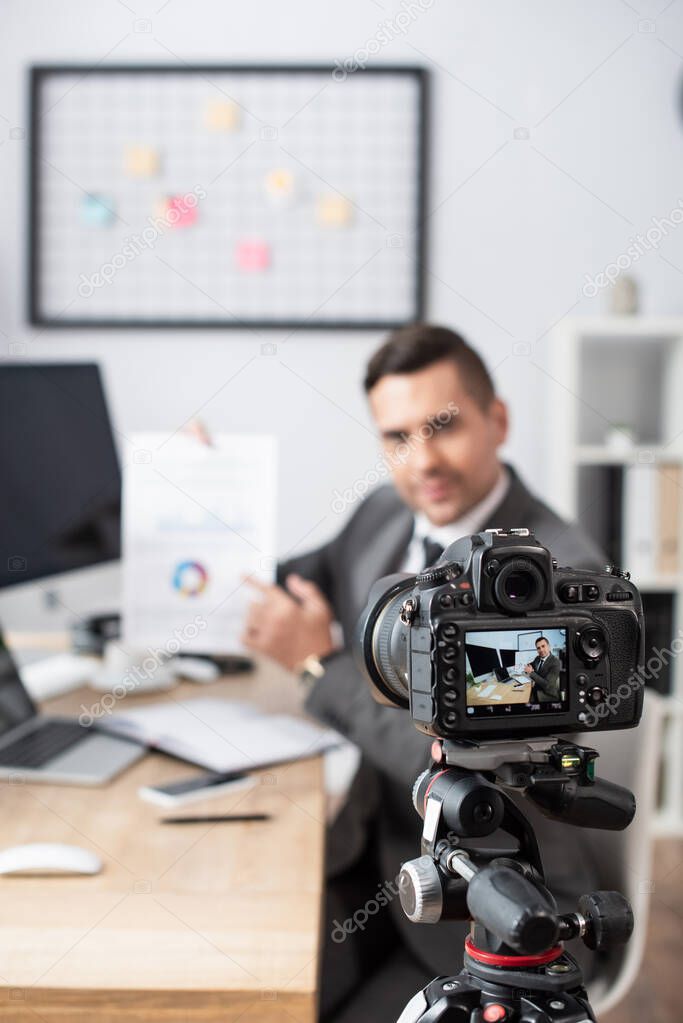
[241, 573, 337, 672]
[523, 663, 534, 675]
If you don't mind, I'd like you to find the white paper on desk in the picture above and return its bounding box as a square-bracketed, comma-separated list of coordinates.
[122, 432, 276, 654]
[98, 697, 340, 773]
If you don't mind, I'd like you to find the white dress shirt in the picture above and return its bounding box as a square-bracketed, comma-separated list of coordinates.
[400, 466, 511, 572]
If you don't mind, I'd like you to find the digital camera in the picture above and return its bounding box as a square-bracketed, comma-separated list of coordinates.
[356, 528, 644, 740]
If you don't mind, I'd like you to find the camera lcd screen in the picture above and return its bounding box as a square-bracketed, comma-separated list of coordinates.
[465, 627, 568, 717]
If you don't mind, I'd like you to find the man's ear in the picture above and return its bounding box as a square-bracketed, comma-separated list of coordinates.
[489, 397, 509, 446]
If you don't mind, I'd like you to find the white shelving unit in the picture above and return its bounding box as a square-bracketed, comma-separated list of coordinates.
[548, 317, 683, 835]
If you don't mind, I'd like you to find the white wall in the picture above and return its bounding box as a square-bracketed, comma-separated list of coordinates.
[2, 0, 683, 626]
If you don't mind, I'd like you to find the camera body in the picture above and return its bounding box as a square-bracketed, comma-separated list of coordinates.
[357, 528, 644, 741]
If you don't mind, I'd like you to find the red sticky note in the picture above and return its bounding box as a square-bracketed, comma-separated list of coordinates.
[165, 195, 198, 229]
[235, 239, 270, 272]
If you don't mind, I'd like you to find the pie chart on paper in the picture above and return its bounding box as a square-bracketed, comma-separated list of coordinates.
[172, 560, 208, 597]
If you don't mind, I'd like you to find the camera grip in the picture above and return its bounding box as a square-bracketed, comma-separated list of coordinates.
[529, 777, 636, 830]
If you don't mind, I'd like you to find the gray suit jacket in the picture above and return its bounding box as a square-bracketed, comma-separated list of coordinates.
[277, 464, 605, 975]
[529, 653, 562, 703]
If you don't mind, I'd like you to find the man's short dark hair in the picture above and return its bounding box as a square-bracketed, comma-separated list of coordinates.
[536, 637, 549, 646]
[364, 323, 495, 409]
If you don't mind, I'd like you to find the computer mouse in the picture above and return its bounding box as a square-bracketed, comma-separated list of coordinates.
[0, 843, 103, 876]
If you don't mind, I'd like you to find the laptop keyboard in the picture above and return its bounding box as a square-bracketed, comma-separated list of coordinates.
[0, 720, 90, 768]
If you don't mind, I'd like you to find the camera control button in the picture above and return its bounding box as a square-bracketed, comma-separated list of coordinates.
[460, 592, 474, 606]
[576, 673, 588, 687]
[440, 709, 459, 730]
[587, 686, 608, 705]
[441, 646, 458, 664]
[441, 623, 458, 639]
[441, 689, 458, 707]
[560, 584, 579, 603]
[585, 585, 600, 601]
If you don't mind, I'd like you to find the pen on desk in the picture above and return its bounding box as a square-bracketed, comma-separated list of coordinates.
[161, 813, 272, 825]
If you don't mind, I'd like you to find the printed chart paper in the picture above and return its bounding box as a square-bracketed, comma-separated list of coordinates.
[122, 433, 276, 653]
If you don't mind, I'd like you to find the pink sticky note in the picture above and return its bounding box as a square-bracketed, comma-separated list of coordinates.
[235, 239, 270, 272]
[165, 195, 199, 229]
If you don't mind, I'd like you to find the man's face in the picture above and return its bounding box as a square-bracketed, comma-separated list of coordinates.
[368, 359, 508, 526]
[536, 639, 550, 659]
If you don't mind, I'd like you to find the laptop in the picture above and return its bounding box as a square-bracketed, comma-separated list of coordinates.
[494, 665, 512, 683]
[0, 632, 145, 785]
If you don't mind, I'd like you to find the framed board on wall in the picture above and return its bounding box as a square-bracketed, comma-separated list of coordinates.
[28, 65, 427, 329]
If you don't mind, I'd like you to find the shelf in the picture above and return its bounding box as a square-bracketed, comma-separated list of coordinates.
[551, 316, 683, 833]
[630, 577, 683, 592]
[563, 316, 683, 339]
[574, 446, 683, 466]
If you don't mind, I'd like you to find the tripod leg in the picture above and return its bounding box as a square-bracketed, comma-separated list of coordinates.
[396, 987, 428, 1022]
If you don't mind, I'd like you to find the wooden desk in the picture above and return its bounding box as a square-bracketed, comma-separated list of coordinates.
[467, 673, 532, 706]
[0, 662, 325, 1022]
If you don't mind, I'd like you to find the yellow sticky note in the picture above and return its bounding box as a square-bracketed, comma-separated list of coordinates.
[316, 193, 353, 227]
[204, 99, 240, 132]
[125, 145, 160, 178]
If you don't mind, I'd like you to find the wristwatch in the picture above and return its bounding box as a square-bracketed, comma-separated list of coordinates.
[298, 653, 329, 689]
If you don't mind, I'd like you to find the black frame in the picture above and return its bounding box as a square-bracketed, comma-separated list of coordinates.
[28, 64, 428, 330]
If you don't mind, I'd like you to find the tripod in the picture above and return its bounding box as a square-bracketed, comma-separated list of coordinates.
[395, 737, 636, 1023]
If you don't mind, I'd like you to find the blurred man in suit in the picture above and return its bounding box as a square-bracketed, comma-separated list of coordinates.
[242, 324, 604, 1022]
[525, 636, 562, 702]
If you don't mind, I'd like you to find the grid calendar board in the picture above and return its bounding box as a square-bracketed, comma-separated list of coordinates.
[29, 66, 426, 328]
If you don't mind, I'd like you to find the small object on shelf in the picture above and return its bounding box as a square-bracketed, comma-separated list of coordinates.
[605, 424, 637, 451]
[609, 274, 639, 315]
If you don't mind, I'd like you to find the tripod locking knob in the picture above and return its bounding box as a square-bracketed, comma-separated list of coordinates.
[578, 891, 634, 950]
[399, 855, 444, 924]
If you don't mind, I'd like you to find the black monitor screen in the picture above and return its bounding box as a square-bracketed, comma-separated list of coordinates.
[465, 643, 500, 680]
[0, 364, 120, 588]
[0, 632, 35, 734]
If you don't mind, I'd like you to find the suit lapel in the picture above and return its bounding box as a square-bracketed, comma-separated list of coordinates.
[348, 504, 414, 616]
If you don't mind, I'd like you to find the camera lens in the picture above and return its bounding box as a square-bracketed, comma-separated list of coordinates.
[492, 558, 545, 613]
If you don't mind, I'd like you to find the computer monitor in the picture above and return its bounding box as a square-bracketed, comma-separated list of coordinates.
[0, 363, 121, 589]
[465, 643, 500, 680]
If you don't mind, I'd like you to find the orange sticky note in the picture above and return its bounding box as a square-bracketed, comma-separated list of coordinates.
[204, 99, 240, 132]
[316, 193, 353, 227]
[125, 145, 160, 177]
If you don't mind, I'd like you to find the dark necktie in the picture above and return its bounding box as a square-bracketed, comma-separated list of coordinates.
[422, 537, 444, 569]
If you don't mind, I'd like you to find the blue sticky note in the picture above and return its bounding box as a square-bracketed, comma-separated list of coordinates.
[81, 194, 116, 226]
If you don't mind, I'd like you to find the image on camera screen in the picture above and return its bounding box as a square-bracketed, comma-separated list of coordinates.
[465, 627, 568, 717]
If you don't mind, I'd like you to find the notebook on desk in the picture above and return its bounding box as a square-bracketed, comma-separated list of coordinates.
[96, 697, 340, 773]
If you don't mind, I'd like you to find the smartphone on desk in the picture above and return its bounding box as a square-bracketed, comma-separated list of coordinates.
[139, 770, 256, 808]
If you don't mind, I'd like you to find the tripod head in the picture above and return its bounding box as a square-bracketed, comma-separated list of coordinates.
[396, 738, 635, 1022]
